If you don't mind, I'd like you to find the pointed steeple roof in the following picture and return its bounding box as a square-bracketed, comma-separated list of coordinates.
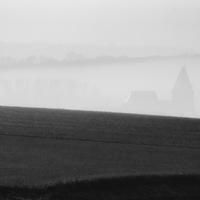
[172, 67, 193, 93]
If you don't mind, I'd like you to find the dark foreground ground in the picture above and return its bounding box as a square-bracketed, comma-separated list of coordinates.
[1, 175, 200, 200]
[0, 106, 200, 199]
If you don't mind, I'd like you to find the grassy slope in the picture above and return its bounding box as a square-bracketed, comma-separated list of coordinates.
[0, 106, 199, 186]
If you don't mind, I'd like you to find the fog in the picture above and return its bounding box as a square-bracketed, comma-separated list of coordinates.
[0, 0, 200, 50]
[0, 0, 200, 117]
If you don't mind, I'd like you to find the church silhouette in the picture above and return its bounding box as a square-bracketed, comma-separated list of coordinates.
[126, 67, 195, 117]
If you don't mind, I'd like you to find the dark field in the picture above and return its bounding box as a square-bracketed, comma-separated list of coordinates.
[1, 175, 200, 200]
[0, 106, 200, 187]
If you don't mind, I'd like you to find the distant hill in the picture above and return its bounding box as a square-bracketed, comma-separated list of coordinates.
[0, 42, 192, 59]
[0, 42, 200, 67]
[1, 54, 200, 68]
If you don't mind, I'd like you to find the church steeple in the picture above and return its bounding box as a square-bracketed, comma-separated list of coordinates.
[172, 67, 195, 115]
[172, 67, 193, 95]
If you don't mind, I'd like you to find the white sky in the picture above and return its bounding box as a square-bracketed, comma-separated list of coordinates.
[0, 0, 200, 50]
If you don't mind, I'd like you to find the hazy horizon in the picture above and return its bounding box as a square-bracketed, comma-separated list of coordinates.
[0, 0, 199, 118]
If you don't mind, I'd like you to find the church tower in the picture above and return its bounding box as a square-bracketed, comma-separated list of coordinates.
[172, 67, 195, 115]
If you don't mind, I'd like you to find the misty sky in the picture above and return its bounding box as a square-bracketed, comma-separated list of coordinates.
[0, 0, 200, 51]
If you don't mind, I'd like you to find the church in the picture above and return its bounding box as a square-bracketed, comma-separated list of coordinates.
[126, 67, 195, 117]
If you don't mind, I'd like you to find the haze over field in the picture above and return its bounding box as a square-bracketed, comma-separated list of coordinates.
[0, 60, 199, 117]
